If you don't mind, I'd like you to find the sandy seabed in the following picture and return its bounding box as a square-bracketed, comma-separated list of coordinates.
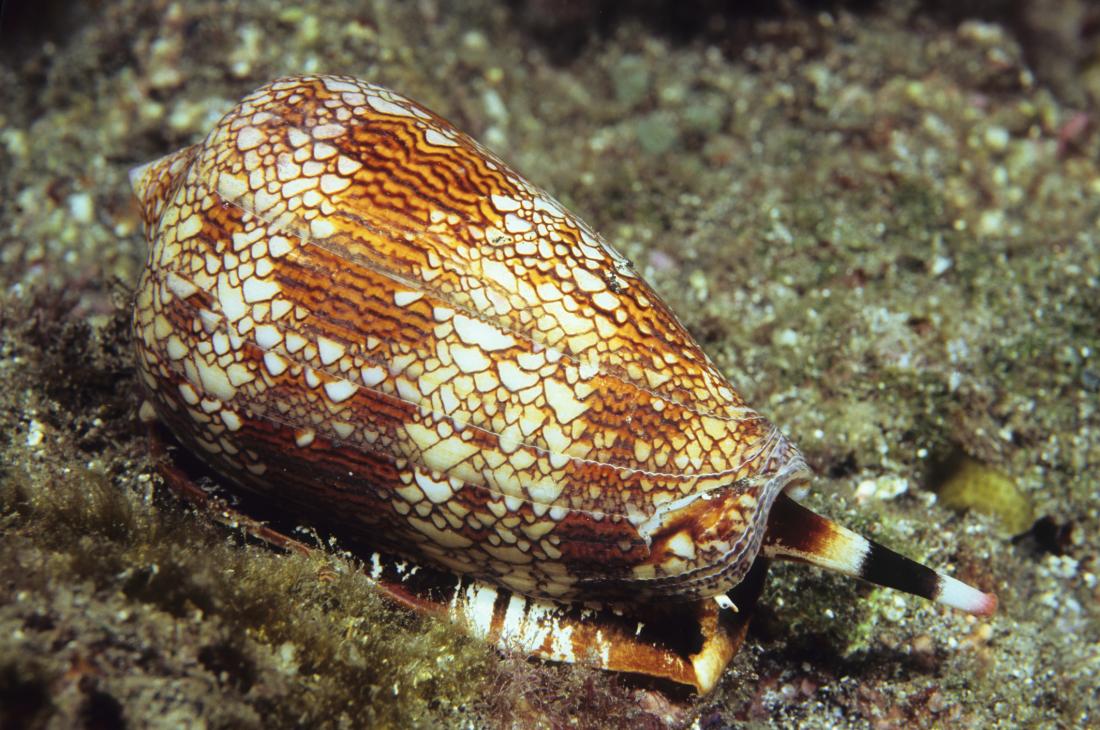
[1, 2, 1097, 728]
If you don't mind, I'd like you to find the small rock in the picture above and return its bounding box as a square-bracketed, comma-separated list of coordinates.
[855, 475, 909, 502]
[459, 30, 488, 66]
[67, 192, 94, 224]
[688, 269, 708, 301]
[611, 54, 651, 108]
[984, 126, 1010, 151]
[147, 37, 183, 90]
[912, 634, 935, 657]
[26, 419, 45, 447]
[772, 328, 800, 348]
[635, 111, 679, 155]
[977, 209, 1004, 237]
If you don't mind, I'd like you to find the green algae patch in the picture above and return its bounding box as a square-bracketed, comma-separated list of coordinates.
[0, 457, 507, 730]
[932, 455, 1033, 536]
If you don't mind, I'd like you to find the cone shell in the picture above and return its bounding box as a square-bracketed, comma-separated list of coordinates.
[131, 75, 808, 603]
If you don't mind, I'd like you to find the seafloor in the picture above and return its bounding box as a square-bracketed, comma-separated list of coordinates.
[1, 1, 1097, 728]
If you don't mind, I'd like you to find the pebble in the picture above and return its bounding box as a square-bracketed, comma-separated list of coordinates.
[67, 193, 94, 224]
[854, 474, 909, 502]
[984, 126, 1010, 151]
[931, 255, 953, 276]
[611, 54, 651, 108]
[26, 419, 45, 447]
[147, 37, 183, 90]
[636, 111, 679, 155]
[977, 209, 1005, 237]
[1044, 554, 1079, 579]
[772, 328, 800, 348]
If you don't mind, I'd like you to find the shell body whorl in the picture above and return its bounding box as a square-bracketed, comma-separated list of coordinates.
[131, 75, 807, 603]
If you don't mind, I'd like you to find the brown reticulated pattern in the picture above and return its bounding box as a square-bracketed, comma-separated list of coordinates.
[131, 75, 801, 601]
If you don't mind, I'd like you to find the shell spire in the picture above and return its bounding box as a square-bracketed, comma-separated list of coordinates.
[129, 145, 198, 228]
[762, 493, 997, 616]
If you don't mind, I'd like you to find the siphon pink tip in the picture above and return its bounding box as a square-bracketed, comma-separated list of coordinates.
[937, 574, 998, 616]
[973, 590, 998, 617]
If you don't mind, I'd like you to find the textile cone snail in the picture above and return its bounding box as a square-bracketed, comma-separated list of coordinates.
[131, 76, 996, 693]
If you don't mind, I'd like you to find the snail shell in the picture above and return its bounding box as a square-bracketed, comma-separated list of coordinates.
[130, 74, 805, 603]
[132, 76, 996, 646]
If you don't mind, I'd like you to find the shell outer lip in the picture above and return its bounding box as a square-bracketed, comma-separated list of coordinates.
[631, 435, 810, 600]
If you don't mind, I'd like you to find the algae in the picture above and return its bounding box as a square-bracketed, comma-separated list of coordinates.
[933, 454, 1036, 535]
[1, 1, 1098, 728]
